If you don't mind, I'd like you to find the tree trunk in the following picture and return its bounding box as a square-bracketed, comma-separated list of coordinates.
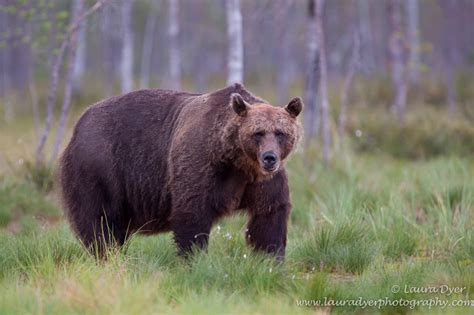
[406, 0, 420, 84]
[140, 2, 158, 89]
[100, 5, 116, 96]
[29, 81, 41, 139]
[50, 0, 85, 165]
[226, 0, 244, 85]
[72, 12, 87, 92]
[303, 0, 320, 143]
[357, 0, 375, 75]
[338, 30, 360, 143]
[36, 0, 110, 167]
[168, 0, 181, 90]
[120, 0, 134, 93]
[315, 0, 331, 164]
[36, 35, 70, 167]
[1, 8, 12, 122]
[443, 0, 459, 117]
[276, 0, 293, 105]
[388, 0, 407, 122]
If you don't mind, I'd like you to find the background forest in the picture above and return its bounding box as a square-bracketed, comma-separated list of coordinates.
[0, 0, 473, 314]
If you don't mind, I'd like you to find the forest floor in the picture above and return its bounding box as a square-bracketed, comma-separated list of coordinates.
[0, 112, 473, 314]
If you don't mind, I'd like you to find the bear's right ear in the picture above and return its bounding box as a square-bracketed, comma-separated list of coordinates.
[230, 93, 250, 117]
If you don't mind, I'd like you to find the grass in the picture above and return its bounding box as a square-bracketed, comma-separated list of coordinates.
[0, 107, 473, 314]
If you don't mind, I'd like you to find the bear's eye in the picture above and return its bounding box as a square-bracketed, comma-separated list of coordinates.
[253, 131, 265, 139]
[275, 130, 286, 138]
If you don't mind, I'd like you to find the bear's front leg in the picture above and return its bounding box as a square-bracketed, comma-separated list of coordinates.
[246, 203, 289, 260]
[241, 170, 291, 261]
[170, 209, 214, 257]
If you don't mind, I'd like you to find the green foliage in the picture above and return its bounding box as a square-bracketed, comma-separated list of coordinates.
[0, 178, 59, 228]
[347, 107, 474, 159]
[21, 160, 55, 193]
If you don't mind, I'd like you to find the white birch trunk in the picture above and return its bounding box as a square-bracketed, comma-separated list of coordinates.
[50, 0, 85, 165]
[29, 81, 40, 138]
[36, 0, 110, 167]
[72, 13, 86, 92]
[444, 0, 458, 117]
[100, 5, 115, 96]
[168, 0, 181, 90]
[226, 0, 243, 85]
[388, 0, 407, 122]
[276, 0, 293, 105]
[357, 0, 375, 74]
[2, 10, 13, 122]
[338, 30, 360, 143]
[140, 2, 157, 89]
[304, 0, 319, 142]
[406, 0, 420, 83]
[120, 0, 134, 93]
[315, 0, 331, 163]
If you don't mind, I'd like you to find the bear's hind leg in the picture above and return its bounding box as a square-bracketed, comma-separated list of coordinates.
[77, 214, 128, 258]
[65, 178, 129, 258]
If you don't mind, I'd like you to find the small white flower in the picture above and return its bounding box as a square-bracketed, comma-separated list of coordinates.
[269, 268, 272, 273]
[355, 129, 362, 137]
[224, 232, 232, 240]
[243, 254, 247, 259]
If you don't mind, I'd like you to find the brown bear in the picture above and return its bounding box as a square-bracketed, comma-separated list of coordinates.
[59, 83, 303, 260]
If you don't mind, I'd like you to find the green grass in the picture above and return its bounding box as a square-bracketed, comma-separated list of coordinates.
[0, 109, 473, 314]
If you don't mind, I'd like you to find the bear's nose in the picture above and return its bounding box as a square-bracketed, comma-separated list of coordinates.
[262, 151, 278, 169]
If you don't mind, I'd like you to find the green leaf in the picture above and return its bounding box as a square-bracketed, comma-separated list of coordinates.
[56, 10, 68, 20]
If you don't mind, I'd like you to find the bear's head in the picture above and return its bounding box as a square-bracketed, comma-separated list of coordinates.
[226, 93, 303, 180]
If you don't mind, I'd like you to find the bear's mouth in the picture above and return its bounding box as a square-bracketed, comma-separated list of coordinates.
[260, 162, 280, 174]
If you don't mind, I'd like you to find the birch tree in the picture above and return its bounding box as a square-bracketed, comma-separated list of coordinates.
[120, 0, 134, 93]
[36, 0, 110, 167]
[168, 0, 181, 90]
[357, 0, 375, 75]
[50, 0, 85, 165]
[276, 0, 293, 105]
[1, 7, 12, 122]
[315, 0, 331, 163]
[72, 11, 86, 92]
[442, 0, 460, 117]
[226, 0, 243, 84]
[406, 0, 420, 84]
[100, 4, 117, 96]
[388, 0, 407, 122]
[140, 1, 158, 89]
[338, 29, 360, 143]
[303, 0, 319, 142]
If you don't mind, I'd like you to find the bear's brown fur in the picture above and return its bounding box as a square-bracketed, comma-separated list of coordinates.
[59, 83, 303, 259]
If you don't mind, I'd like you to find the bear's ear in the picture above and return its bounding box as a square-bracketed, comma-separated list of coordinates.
[230, 93, 250, 117]
[285, 97, 304, 118]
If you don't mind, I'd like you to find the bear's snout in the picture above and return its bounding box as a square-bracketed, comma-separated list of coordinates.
[262, 151, 279, 172]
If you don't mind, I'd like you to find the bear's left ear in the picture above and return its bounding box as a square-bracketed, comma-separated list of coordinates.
[230, 93, 250, 117]
[285, 97, 304, 118]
